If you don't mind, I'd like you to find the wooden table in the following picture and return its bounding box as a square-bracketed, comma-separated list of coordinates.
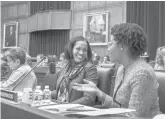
[1, 99, 151, 119]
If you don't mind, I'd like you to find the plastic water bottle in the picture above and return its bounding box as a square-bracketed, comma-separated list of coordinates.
[43, 85, 51, 103]
[33, 86, 43, 105]
[22, 88, 33, 105]
[17, 92, 23, 103]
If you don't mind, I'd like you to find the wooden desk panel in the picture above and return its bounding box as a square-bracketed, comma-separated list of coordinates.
[1, 99, 151, 119]
[1, 100, 69, 119]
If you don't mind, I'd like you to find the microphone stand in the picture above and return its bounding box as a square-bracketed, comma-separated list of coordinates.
[12, 56, 46, 91]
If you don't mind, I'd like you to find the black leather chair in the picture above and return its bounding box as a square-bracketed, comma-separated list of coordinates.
[99, 63, 116, 69]
[1, 63, 12, 82]
[95, 67, 115, 108]
[34, 67, 49, 89]
[34, 66, 60, 90]
[34, 67, 49, 80]
[97, 67, 115, 97]
[155, 70, 165, 113]
[40, 73, 58, 91]
[148, 60, 156, 68]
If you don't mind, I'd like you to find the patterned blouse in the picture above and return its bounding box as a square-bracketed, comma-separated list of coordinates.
[57, 62, 85, 102]
[54, 60, 98, 106]
[154, 46, 165, 70]
[99, 58, 161, 117]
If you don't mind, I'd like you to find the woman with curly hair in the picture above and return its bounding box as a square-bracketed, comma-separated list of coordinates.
[73, 23, 161, 117]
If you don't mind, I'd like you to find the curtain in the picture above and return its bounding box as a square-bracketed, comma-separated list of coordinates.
[29, 30, 69, 57]
[127, 1, 165, 60]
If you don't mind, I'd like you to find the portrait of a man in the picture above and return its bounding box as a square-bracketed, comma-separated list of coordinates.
[3, 22, 18, 48]
[83, 12, 109, 45]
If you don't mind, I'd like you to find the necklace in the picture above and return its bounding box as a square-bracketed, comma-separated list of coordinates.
[113, 57, 140, 106]
[123, 57, 140, 79]
[124, 57, 140, 72]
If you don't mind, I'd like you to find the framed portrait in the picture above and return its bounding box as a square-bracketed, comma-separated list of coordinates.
[83, 11, 109, 45]
[3, 22, 18, 48]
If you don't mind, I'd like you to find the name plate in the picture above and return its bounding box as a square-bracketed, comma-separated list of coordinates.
[0, 89, 18, 102]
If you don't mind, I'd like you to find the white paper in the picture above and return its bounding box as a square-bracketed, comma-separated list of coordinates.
[31, 101, 58, 107]
[70, 108, 136, 116]
[38, 104, 99, 114]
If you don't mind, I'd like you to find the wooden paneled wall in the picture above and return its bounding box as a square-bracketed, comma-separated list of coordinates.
[1, 1, 29, 51]
[70, 1, 126, 57]
[1, 1, 71, 53]
[30, 1, 71, 15]
[28, 11, 71, 32]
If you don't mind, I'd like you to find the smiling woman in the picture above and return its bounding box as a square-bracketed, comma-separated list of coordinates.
[51, 36, 98, 106]
[72, 41, 88, 63]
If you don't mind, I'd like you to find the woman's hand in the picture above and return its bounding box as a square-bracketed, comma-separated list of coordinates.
[73, 79, 98, 94]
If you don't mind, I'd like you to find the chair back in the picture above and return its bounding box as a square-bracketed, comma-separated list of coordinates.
[34, 66, 60, 90]
[40, 73, 58, 91]
[94, 67, 115, 107]
[148, 60, 156, 68]
[100, 63, 116, 69]
[155, 70, 165, 113]
[34, 67, 48, 88]
[1, 63, 12, 82]
[97, 67, 115, 96]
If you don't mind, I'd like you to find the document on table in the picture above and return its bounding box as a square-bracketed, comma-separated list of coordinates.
[38, 104, 99, 114]
[38, 103, 135, 116]
[31, 100, 68, 107]
[31, 101, 58, 107]
[68, 108, 136, 116]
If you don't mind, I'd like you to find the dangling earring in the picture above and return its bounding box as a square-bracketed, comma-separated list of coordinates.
[121, 48, 123, 50]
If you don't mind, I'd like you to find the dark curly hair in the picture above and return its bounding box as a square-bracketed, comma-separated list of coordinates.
[64, 36, 92, 61]
[111, 23, 147, 57]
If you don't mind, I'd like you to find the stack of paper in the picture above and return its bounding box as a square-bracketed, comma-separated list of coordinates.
[38, 104, 99, 114]
[31, 101, 58, 107]
[38, 104, 136, 116]
[71, 108, 136, 116]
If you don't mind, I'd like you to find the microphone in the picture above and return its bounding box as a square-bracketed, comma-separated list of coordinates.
[12, 56, 47, 91]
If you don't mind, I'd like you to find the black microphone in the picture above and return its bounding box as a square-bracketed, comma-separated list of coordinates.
[12, 56, 47, 91]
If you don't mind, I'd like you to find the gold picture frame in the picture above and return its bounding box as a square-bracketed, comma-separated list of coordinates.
[3, 22, 18, 48]
[83, 11, 109, 45]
